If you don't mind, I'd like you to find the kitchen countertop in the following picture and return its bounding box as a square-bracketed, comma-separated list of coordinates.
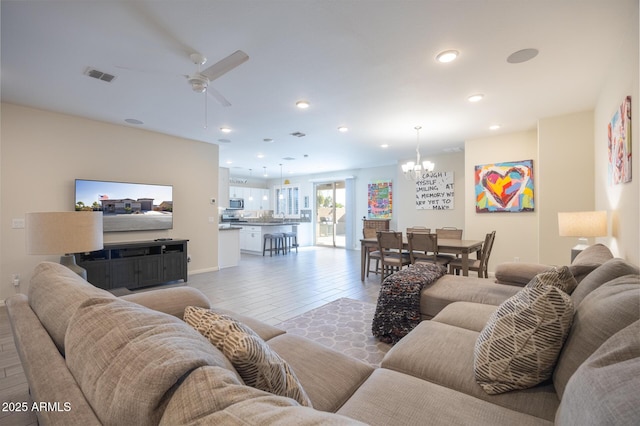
[218, 225, 242, 231]
[221, 222, 301, 227]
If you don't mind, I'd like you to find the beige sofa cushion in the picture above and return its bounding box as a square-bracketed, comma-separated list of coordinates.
[432, 301, 498, 332]
[184, 306, 312, 407]
[474, 267, 575, 394]
[65, 297, 235, 426]
[553, 274, 640, 398]
[29, 261, 114, 354]
[120, 286, 211, 319]
[161, 366, 364, 425]
[570, 258, 639, 307]
[555, 320, 640, 426]
[420, 274, 521, 319]
[381, 321, 559, 421]
[267, 333, 375, 413]
[338, 368, 552, 426]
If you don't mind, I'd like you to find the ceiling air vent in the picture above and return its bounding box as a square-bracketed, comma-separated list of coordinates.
[290, 132, 306, 138]
[84, 67, 116, 83]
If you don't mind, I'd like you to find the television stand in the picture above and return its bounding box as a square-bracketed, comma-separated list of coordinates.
[74, 239, 188, 290]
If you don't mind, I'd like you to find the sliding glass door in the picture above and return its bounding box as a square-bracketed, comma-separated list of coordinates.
[315, 181, 346, 247]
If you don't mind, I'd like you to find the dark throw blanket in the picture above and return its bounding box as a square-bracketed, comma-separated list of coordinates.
[372, 263, 447, 344]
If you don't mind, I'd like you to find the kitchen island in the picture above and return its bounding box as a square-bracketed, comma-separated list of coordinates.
[218, 226, 241, 268]
[235, 222, 300, 254]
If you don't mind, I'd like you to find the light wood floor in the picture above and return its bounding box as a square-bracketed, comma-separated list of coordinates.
[0, 246, 382, 426]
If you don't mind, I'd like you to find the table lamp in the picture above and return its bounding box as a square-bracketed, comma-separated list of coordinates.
[26, 212, 104, 279]
[558, 210, 607, 261]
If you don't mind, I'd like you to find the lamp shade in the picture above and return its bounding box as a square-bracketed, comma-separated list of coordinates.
[557, 211, 607, 237]
[26, 212, 104, 255]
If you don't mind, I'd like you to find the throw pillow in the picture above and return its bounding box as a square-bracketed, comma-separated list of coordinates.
[525, 265, 578, 294]
[184, 306, 312, 407]
[474, 267, 575, 394]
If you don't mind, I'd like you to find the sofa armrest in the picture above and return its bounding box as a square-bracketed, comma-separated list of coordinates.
[494, 263, 553, 287]
[6, 294, 102, 425]
[120, 286, 210, 319]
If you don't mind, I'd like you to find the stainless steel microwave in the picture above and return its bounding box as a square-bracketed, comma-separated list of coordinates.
[229, 198, 244, 209]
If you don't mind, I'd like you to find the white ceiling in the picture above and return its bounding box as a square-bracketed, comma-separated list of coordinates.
[1, 0, 635, 178]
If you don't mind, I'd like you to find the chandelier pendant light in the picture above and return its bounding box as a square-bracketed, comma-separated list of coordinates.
[402, 126, 435, 180]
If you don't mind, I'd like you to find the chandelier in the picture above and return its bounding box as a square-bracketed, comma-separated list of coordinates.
[401, 126, 435, 180]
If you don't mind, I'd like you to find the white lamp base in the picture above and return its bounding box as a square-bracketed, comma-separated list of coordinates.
[59, 254, 88, 280]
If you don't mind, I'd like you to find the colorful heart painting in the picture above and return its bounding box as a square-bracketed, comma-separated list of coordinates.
[475, 160, 534, 212]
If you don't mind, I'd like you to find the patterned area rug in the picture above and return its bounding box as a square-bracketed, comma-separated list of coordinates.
[276, 298, 391, 366]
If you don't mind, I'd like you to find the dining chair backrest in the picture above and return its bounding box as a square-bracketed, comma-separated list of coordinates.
[479, 231, 496, 275]
[407, 232, 438, 263]
[363, 227, 377, 239]
[376, 231, 404, 255]
[406, 226, 431, 234]
[436, 227, 463, 239]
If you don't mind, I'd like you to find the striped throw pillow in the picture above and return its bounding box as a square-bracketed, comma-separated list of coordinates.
[184, 306, 312, 407]
[474, 266, 575, 394]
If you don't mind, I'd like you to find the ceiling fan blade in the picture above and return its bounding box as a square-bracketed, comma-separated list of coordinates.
[207, 87, 232, 107]
[201, 50, 249, 81]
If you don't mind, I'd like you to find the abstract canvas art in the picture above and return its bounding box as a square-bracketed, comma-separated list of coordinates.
[475, 160, 534, 213]
[608, 95, 632, 184]
[368, 181, 392, 218]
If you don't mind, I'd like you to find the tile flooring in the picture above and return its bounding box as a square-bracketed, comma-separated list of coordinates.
[0, 246, 382, 425]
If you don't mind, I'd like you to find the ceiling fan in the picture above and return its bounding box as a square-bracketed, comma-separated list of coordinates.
[185, 50, 249, 108]
[117, 50, 248, 127]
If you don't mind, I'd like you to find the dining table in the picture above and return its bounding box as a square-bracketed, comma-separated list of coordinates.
[360, 237, 484, 281]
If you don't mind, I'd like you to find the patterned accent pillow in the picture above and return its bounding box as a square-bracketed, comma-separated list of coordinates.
[525, 265, 578, 294]
[184, 306, 312, 407]
[474, 267, 575, 394]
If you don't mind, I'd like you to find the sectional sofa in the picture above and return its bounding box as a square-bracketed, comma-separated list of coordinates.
[6, 248, 639, 425]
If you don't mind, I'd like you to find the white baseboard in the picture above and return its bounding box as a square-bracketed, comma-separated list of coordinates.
[188, 267, 219, 275]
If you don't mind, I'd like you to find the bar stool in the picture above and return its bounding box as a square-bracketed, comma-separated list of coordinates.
[283, 231, 298, 254]
[263, 233, 284, 257]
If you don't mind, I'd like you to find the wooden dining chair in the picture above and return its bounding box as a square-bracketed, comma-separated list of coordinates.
[363, 227, 381, 277]
[435, 227, 463, 239]
[406, 232, 451, 267]
[449, 231, 496, 278]
[376, 231, 411, 283]
[406, 226, 431, 234]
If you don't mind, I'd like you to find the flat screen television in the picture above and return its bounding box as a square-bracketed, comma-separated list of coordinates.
[75, 179, 173, 232]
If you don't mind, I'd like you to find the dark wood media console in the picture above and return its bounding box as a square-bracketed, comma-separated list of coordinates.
[74, 239, 188, 290]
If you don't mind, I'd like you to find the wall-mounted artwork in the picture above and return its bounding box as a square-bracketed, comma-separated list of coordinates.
[368, 181, 392, 218]
[475, 160, 534, 213]
[416, 171, 454, 210]
[608, 95, 632, 184]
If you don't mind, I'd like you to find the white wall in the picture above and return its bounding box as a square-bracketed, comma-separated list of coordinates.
[538, 111, 595, 264]
[395, 151, 466, 235]
[464, 131, 539, 270]
[0, 103, 220, 301]
[594, 3, 639, 265]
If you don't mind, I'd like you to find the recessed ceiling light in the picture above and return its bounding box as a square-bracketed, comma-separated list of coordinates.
[124, 118, 143, 125]
[257, 154, 264, 158]
[381, 144, 389, 148]
[220, 127, 232, 133]
[217, 138, 231, 143]
[338, 126, 348, 132]
[296, 100, 310, 109]
[507, 48, 539, 64]
[226, 160, 233, 164]
[436, 50, 459, 63]
[263, 138, 274, 143]
[489, 124, 501, 130]
[468, 94, 484, 103]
